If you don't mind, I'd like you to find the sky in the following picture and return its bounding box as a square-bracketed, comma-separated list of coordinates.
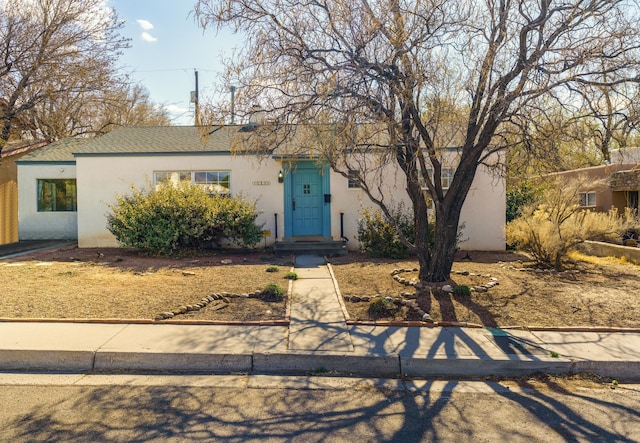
[108, 0, 240, 125]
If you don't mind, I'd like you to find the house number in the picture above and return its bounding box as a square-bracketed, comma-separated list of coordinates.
[252, 181, 271, 186]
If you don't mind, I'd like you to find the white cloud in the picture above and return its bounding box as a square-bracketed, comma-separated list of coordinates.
[136, 19, 154, 31]
[164, 104, 188, 114]
[141, 31, 157, 43]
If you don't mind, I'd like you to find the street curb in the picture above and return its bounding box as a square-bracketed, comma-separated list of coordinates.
[253, 352, 400, 377]
[0, 349, 95, 372]
[94, 351, 253, 373]
[571, 360, 640, 379]
[400, 357, 573, 378]
[2, 348, 639, 379]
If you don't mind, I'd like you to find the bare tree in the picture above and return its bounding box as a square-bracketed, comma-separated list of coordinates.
[195, 0, 640, 282]
[28, 83, 171, 140]
[571, 81, 640, 161]
[0, 0, 130, 151]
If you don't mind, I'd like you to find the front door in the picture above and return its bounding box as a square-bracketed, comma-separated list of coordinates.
[291, 166, 323, 235]
[284, 162, 330, 238]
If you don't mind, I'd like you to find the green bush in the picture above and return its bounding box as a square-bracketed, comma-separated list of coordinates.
[357, 203, 417, 258]
[261, 284, 284, 301]
[368, 297, 396, 316]
[284, 271, 298, 280]
[266, 265, 279, 273]
[506, 180, 544, 223]
[106, 181, 263, 255]
[453, 285, 471, 296]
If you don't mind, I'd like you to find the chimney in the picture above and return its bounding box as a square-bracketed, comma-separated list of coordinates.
[249, 104, 265, 125]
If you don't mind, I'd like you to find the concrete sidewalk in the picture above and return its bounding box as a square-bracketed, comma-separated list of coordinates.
[1, 255, 639, 379]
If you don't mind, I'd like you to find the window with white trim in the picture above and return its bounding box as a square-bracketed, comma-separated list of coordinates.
[194, 171, 231, 195]
[579, 191, 596, 207]
[419, 168, 455, 192]
[154, 171, 231, 195]
[347, 170, 361, 189]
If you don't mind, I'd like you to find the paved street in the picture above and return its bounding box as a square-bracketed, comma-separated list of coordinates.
[0, 374, 639, 442]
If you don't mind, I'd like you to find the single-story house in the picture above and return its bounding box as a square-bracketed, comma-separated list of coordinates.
[549, 148, 640, 213]
[0, 140, 48, 245]
[16, 126, 506, 251]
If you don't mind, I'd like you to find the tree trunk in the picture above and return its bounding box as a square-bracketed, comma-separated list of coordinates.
[416, 147, 483, 283]
[418, 209, 460, 282]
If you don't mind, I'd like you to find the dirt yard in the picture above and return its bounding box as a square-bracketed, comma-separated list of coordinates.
[0, 245, 639, 327]
[331, 251, 640, 328]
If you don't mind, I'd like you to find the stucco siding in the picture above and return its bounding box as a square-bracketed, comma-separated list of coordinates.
[67, 151, 505, 251]
[458, 164, 506, 250]
[17, 164, 77, 240]
[76, 154, 285, 248]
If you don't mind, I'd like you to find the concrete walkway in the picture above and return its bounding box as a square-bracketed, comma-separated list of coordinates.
[1, 254, 639, 379]
[288, 255, 353, 352]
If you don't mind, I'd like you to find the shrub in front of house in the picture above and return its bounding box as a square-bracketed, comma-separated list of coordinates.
[505, 177, 630, 270]
[106, 181, 263, 255]
[357, 203, 417, 258]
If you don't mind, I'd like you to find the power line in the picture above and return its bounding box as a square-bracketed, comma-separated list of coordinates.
[130, 68, 220, 73]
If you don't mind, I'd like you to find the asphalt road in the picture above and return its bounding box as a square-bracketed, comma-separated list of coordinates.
[0, 374, 639, 442]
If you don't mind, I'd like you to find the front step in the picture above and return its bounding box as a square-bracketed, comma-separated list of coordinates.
[274, 239, 348, 256]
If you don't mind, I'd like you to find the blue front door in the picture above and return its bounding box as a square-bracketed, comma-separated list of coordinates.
[284, 162, 330, 237]
[292, 167, 323, 235]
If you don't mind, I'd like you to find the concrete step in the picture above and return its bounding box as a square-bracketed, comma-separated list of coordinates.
[274, 240, 348, 256]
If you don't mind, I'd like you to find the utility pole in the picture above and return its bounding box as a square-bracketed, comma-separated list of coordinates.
[230, 85, 236, 124]
[191, 69, 199, 125]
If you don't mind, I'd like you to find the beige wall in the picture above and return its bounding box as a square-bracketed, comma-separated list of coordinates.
[17, 163, 78, 240]
[551, 164, 636, 212]
[73, 152, 505, 251]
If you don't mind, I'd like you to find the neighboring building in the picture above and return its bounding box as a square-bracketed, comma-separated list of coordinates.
[15, 138, 84, 241]
[549, 148, 640, 214]
[17, 126, 506, 251]
[0, 140, 48, 245]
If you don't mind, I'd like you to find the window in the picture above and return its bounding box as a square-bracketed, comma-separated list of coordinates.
[154, 171, 191, 187]
[347, 170, 361, 189]
[194, 171, 230, 195]
[154, 171, 231, 195]
[579, 191, 596, 207]
[419, 168, 455, 191]
[37, 179, 77, 212]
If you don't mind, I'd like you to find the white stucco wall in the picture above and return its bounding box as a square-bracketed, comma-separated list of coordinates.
[76, 154, 285, 247]
[75, 151, 504, 251]
[17, 163, 78, 240]
[330, 158, 506, 252]
[458, 163, 506, 250]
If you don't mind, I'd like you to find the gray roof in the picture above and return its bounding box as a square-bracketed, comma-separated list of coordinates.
[17, 138, 89, 162]
[74, 126, 241, 155]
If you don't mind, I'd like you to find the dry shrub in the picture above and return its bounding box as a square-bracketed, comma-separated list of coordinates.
[506, 176, 628, 270]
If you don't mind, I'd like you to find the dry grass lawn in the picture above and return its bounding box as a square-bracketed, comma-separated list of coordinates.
[0, 246, 292, 322]
[1, 245, 639, 327]
[331, 251, 640, 328]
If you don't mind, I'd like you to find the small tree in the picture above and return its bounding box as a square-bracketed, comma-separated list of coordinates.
[106, 181, 263, 255]
[506, 177, 627, 270]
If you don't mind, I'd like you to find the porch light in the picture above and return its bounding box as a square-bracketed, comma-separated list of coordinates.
[278, 171, 284, 183]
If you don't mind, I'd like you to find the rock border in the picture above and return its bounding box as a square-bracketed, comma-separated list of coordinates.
[342, 268, 502, 324]
[155, 290, 279, 321]
[390, 267, 499, 293]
